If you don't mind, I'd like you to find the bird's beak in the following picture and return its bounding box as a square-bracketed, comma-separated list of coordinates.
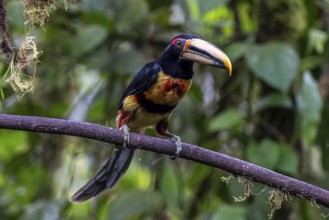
[180, 38, 232, 76]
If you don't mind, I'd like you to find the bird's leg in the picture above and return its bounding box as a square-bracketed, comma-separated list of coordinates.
[119, 124, 130, 149]
[155, 120, 182, 159]
[163, 132, 182, 159]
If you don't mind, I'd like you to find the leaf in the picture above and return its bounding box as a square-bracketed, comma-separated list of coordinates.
[300, 56, 326, 72]
[255, 92, 293, 111]
[0, 131, 27, 161]
[246, 42, 299, 93]
[246, 139, 281, 169]
[247, 140, 298, 175]
[70, 25, 107, 56]
[225, 42, 250, 62]
[209, 109, 244, 131]
[187, 0, 201, 20]
[202, 6, 232, 26]
[299, 71, 323, 145]
[160, 161, 179, 208]
[238, 3, 257, 33]
[306, 29, 328, 54]
[1, 62, 12, 100]
[276, 144, 299, 175]
[109, 46, 146, 75]
[80, 13, 114, 32]
[113, 0, 149, 31]
[118, 161, 152, 189]
[109, 190, 163, 220]
[197, 0, 227, 15]
[212, 205, 246, 220]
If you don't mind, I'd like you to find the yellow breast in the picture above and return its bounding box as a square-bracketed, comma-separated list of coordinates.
[143, 72, 192, 106]
[118, 72, 192, 131]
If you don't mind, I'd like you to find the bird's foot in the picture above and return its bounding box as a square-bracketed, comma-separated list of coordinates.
[119, 124, 130, 149]
[168, 134, 182, 160]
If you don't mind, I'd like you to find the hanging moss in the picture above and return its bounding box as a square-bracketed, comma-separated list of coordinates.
[7, 36, 41, 98]
[22, 0, 57, 29]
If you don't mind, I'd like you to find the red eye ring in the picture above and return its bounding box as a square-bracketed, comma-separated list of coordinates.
[172, 38, 183, 47]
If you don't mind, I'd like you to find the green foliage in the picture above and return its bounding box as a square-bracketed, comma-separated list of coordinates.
[0, 63, 12, 100]
[209, 109, 244, 131]
[247, 139, 281, 170]
[225, 42, 250, 62]
[306, 29, 328, 54]
[20, 199, 68, 220]
[257, 0, 306, 43]
[276, 145, 299, 175]
[159, 160, 179, 208]
[70, 25, 107, 56]
[246, 42, 299, 93]
[108, 190, 163, 219]
[0, 131, 28, 160]
[247, 139, 298, 175]
[255, 93, 293, 111]
[299, 71, 323, 146]
[212, 205, 246, 220]
[1, 0, 329, 219]
[6, 1, 25, 29]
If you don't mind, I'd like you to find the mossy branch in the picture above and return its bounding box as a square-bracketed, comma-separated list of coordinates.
[0, 113, 329, 208]
[0, 0, 13, 62]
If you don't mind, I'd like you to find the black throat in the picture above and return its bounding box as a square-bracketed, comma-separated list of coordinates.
[158, 52, 194, 80]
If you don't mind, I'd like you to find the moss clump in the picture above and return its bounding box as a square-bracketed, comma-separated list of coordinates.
[7, 36, 41, 98]
[267, 189, 291, 219]
[22, 0, 57, 29]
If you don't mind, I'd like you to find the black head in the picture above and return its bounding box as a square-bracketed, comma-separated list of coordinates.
[162, 34, 201, 59]
[158, 34, 232, 79]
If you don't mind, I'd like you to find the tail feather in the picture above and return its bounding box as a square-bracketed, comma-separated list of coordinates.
[70, 147, 134, 202]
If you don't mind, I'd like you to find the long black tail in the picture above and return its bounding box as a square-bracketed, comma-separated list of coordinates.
[70, 147, 134, 202]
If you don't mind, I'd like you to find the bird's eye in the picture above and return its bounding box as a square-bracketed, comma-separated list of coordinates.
[176, 40, 182, 47]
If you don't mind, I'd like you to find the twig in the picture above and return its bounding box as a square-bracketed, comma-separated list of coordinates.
[0, 113, 329, 208]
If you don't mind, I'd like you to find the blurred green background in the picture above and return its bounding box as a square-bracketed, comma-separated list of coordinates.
[0, 0, 329, 219]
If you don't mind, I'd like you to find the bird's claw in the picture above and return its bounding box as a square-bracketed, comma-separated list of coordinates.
[119, 124, 130, 149]
[170, 135, 182, 160]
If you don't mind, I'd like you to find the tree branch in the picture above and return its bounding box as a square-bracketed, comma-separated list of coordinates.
[0, 113, 329, 208]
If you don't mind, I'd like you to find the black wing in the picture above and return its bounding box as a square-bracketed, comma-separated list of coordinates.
[118, 61, 161, 109]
